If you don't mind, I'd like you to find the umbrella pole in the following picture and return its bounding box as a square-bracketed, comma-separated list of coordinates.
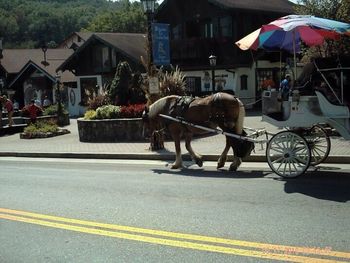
[293, 31, 297, 82]
[280, 51, 282, 84]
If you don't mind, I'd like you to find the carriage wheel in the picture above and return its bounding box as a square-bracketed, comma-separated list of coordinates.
[266, 131, 311, 178]
[304, 125, 331, 166]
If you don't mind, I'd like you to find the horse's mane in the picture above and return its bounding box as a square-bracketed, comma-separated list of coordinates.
[148, 95, 179, 119]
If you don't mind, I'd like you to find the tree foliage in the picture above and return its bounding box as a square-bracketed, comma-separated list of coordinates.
[295, 0, 350, 57]
[86, 1, 147, 33]
[0, 0, 147, 48]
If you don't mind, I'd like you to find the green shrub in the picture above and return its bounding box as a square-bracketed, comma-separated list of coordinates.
[43, 104, 68, 116]
[95, 105, 120, 119]
[84, 110, 97, 120]
[24, 121, 59, 134]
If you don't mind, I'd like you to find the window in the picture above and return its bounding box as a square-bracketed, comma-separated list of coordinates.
[220, 16, 232, 37]
[92, 45, 110, 72]
[185, 77, 201, 95]
[172, 24, 182, 40]
[240, 75, 248, 90]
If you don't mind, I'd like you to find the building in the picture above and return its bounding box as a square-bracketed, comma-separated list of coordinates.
[0, 48, 75, 109]
[57, 32, 147, 116]
[155, 0, 295, 106]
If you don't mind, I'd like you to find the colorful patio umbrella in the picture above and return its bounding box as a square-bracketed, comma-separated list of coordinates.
[235, 15, 350, 79]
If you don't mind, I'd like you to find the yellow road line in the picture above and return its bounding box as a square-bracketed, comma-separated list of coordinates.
[0, 207, 348, 260]
[0, 213, 346, 263]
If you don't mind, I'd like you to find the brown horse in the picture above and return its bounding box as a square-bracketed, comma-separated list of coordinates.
[142, 92, 254, 170]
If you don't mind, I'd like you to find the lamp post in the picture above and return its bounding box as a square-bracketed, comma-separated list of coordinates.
[209, 54, 217, 93]
[141, 0, 156, 72]
[55, 73, 63, 126]
[41, 43, 49, 67]
[0, 39, 3, 94]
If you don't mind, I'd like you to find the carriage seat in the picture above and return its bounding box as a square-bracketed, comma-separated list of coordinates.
[315, 91, 350, 118]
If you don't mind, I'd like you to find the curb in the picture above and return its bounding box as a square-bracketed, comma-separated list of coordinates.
[0, 152, 349, 164]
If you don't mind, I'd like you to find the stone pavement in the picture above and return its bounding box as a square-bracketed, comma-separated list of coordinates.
[0, 111, 349, 163]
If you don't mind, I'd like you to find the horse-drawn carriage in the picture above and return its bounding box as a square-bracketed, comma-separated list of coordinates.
[143, 58, 350, 178]
[261, 57, 350, 178]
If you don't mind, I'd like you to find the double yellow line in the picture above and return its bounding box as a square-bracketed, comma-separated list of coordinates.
[0, 208, 349, 262]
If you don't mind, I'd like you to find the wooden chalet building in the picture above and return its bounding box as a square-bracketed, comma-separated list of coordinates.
[155, 0, 295, 106]
[0, 49, 75, 109]
[57, 33, 146, 116]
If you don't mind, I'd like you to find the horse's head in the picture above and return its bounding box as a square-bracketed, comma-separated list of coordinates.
[230, 130, 255, 158]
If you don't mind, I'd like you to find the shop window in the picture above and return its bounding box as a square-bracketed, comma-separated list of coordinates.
[240, 75, 248, 90]
[185, 77, 201, 95]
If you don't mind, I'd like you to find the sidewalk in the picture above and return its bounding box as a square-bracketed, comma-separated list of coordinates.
[0, 112, 349, 163]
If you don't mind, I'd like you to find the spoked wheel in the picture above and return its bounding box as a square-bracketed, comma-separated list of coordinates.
[303, 125, 331, 165]
[266, 131, 311, 178]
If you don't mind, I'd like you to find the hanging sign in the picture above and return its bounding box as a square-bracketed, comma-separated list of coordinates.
[149, 77, 159, 94]
[152, 23, 170, 66]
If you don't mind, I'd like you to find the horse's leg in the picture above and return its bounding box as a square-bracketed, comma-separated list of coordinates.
[217, 136, 230, 169]
[184, 132, 203, 167]
[229, 104, 245, 171]
[170, 127, 183, 169]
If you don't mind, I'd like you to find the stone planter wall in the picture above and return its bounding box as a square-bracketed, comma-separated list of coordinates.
[77, 118, 145, 142]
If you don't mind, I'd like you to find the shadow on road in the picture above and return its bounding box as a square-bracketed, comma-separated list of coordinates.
[279, 171, 350, 202]
[151, 167, 268, 179]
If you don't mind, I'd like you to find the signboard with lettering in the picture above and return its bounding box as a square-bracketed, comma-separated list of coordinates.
[152, 23, 170, 66]
[149, 77, 159, 94]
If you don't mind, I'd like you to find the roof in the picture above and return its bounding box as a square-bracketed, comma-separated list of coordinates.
[1, 49, 75, 82]
[94, 33, 147, 62]
[210, 0, 294, 12]
[58, 32, 147, 71]
[158, 0, 295, 13]
[57, 31, 94, 48]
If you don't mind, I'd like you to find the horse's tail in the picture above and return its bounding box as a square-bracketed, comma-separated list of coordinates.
[235, 98, 245, 135]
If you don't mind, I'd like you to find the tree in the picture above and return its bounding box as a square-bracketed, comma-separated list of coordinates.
[108, 61, 132, 105]
[86, 1, 146, 33]
[295, 0, 350, 57]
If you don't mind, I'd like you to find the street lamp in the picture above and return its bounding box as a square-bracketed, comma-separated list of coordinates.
[141, 0, 156, 71]
[0, 39, 3, 60]
[55, 73, 63, 126]
[41, 43, 49, 67]
[209, 54, 217, 93]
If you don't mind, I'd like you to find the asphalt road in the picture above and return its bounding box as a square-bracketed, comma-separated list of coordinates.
[0, 158, 349, 262]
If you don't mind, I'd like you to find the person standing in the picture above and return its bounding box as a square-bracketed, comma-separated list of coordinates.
[0, 96, 3, 127]
[43, 96, 51, 108]
[279, 74, 292, 101]
[1, 95, 14, 127]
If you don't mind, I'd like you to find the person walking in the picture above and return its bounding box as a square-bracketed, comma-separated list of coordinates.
[1, 95, 14, 127]
[27, 99, 42, 124]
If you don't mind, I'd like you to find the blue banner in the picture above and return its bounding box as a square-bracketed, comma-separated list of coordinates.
[152, 23, 170, 66]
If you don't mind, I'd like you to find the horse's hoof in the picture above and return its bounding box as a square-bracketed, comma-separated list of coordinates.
[217, 161, 225, 169]
[217, 157, 226, 169]
[229, 158, 242, 171]
[170, 163, 183, 169]
[196, 158, 203, 167]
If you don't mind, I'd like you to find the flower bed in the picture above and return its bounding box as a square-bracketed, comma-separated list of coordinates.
[20, 121, 70, 139]
[78, 103, 146, 142]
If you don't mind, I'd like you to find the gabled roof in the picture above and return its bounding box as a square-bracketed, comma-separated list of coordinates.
[8, 60, 56, 89]
[58, 32, 147, 71]
[1, 49, 75, 82]
[158, 0, 295, 14]
[57, 31, 93, 48]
